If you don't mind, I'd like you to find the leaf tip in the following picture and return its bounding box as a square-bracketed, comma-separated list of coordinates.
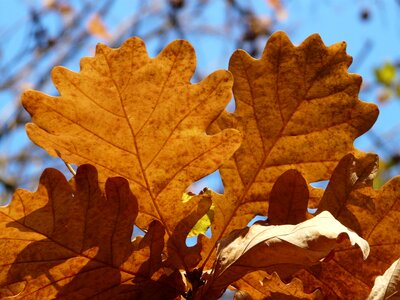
[229, 49, 256, 70]
[95, 42, 110, 55]
[269, 30, 291, 43]
[159, 39, 195, 60]
[303, 33, 325, 47]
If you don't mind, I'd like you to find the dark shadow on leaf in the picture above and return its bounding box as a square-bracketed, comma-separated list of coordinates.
[165, 194, 212, 270]
[4, 165, 184, 299]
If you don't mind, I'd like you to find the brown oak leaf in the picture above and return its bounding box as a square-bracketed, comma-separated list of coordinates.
[268, 169, 310, 225]
[197, 211, 369, 299]
[22, 37, 241, 270]
[295, 154, 400, 299]
[233, 271, 323, 299]
[0, 165, 184, 299]
[202, 31, 378, 268]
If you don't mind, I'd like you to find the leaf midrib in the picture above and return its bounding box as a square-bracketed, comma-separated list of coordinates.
[202, 37, 346, 269]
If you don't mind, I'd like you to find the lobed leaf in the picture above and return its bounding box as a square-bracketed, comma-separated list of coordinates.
[198, 211, 369, 299]
[296, 154, 400, 299]
[22, 37, 242, 270]
[0, 165, 184, 299]
[18, 31, 394, 299]
[233, 271, 323, 299]
[202, 31, 378, 268]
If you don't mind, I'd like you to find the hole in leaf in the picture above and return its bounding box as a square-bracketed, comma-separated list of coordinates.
[225, 96, 236, 113]
[186, 170, 224, 194]
[308, 208, 318, 214]
[247, 215, 268, 226]
[310, 180, 329, 189]
[131, 225, 145, 240]
[186, 236, 198, 247]
[204, 227, 211, 238]
[185, 222, 212, 247]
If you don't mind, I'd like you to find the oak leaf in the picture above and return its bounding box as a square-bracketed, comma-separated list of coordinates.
[0, 165, 184, 299]
[202, 31, 378, 268]
[197, 211, 369, 299]
[268, 169, 310, 225]
[229, 171, 319, 298]
[22, 38, 241, 269]
[295, 154, 400, 299]
[232, 271, 323, 299]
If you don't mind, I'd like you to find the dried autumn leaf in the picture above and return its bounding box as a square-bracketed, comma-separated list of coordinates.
[203, 31, 378, 268]
[317, 153, 378, 221]
[0, 165, 184, 299]
[367, 258, 400, 300]
[22, 38, 241, 269]
[296, 154, 400, 299]
[233, 271, 322, 299]
[197, 211, 369, 299]
[268, 169, 310, 225]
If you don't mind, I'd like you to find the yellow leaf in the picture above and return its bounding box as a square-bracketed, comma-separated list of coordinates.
[22, 38, 241, 270]
[188, 204, 214, 237]
[202, 31, 378, 268]
[374, 62, 396, 86]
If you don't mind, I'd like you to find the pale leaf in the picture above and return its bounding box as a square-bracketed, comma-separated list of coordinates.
[367, 258, 400, 300]
[198, 211, 369, 298]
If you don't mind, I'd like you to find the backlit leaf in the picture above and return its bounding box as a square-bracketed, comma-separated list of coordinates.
[198, 211, 369, 299]
[203, 31, 378, 268]
[17, 31, 396, 299]
[268, 169, 310, 225]
[22, 38, 241, 270]
[296, 154, 400, 299]
[233, 271, 323, 299]
[0, 165, 184, 299]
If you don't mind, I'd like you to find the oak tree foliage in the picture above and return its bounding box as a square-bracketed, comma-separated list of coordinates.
[0, 31, 399, 299]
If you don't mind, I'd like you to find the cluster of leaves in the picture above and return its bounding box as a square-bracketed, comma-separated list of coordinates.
[0, 0, 278, 199]
[0, 32, 399, 299]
